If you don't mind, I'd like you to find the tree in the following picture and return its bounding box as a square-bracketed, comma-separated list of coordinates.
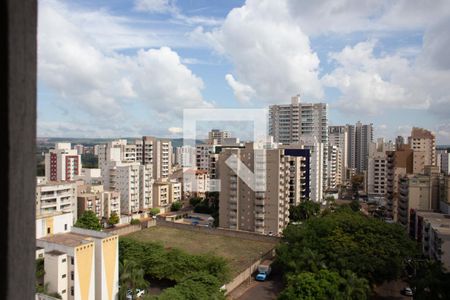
[289, 200, 320, 222]
[74, 211, 101, 231]
[189, 197, 202, 207]
[130, 218, 140, 225]
[171, 201, 182, 212]
[277, 209, 417, 285]
[119, 259, 148, 300]
[279, 269, 369, 300]
[349, 198, 361, 212]
[149, 207, 160, 216]
[108, 212, 120, 226]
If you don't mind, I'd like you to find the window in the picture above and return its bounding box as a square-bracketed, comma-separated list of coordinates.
[62, 274, 66, 278]
[62, 258, 66, 263]
[64, 224, 67, 230]
[47, 227, 51, 234]
[71, 271, 74, 280]
[71, 286, 74, 296]
[61, 290, 66, 294]
[71, 257, 74, 265]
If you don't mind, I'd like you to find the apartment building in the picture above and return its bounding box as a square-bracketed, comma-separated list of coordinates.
[347, 122, 373, 173]
[77, 184, 121, 221]
[36, 180, 78, 223]
[269, 95, 328, 191]
[45, 143, 82, 181]
[329, 125, 348, 181]
[75, 168, 102, 185]
[327, 144, 343, 189]
[397, 166, 441, 228]
[408, 127, 436, 171]
[411, 211, 450, 271]
[367, 138, 395, 196]
[36, 212, 73, 239]
[142, 136, 172, 180]
[173, 168, 210, 199]
[152, 181, 181, 207]
[36, 228, 119, 300]
[218, 143, 309, 235]
[175, 145, 196, 168]
[208, 129, 230, 145]
[386, 145, 415, 221]
[437, 149, 450, 175]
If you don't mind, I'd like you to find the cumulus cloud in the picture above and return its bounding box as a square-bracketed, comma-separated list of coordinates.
[225, 74, 255, 103]
[196, 0, 323, 103]
[322, 40, 426, 114]
[38, 0, 211, 136]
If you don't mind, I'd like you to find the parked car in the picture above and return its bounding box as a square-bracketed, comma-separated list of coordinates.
[255, 260, 272, 281]
[136, 288, 145, 298]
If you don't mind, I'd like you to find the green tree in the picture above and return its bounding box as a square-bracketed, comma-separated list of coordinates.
[119, 260, 148, 300]
[149, 207, 160, 216]
[108, 212, 120, 226]
[189, 197, 203, 207]
[130, 218, 141, 225]
[278, 209, 417, 285]
[171, 201, 182, 212]
[411, 260, 450, 299]
[74, 211, 101, 231]
[289, 200, 320, 222]
[349, 199, 361, 212]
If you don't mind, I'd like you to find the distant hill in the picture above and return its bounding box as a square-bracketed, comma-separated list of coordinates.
[37, 137, 205, 148]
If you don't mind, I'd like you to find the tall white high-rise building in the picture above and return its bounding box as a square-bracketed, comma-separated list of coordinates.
[45, 143, 82, 181]
[269, 95, 328, 193]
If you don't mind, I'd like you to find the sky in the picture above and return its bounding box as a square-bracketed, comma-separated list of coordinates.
[37, 0, 450, 144]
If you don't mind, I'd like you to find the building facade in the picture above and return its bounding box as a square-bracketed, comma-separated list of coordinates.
[36, 228, 119, 300]
[36, 180, 78, 223]
[45, 143, 82, 182]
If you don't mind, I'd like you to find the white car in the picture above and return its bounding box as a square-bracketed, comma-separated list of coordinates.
[136, 288, 145, 298]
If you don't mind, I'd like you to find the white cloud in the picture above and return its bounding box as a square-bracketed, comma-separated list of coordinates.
[38, 0, 212, 136]
[168, 127, 183, 134]
[225, 74, 255, 103]
[196, 0, 323, 103]
[134, 0, 176, 14]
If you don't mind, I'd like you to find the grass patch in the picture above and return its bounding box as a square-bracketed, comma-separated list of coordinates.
[126, 226, 277, 277]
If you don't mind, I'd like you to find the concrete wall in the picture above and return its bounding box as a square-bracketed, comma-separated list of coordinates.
[224, 248, 276, 295]
[156, 220, 280, 243]
[106, 219, 156, 236]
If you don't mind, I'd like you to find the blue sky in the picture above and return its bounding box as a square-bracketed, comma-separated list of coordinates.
[38, 0, 450, 144]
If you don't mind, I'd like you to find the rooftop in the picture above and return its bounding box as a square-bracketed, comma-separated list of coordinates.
[38, 232, 94, 247]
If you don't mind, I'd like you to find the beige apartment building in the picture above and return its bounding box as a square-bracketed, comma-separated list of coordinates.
[367, 138, 395, 196]
[77, 184, 120, 221]
[218, 143, 308, 235]
[36, 212, 73, 239]
[397, 166, 441, 227]
[153, 181, 182, 207]
[36, 180, 78, 223]
[408, 127, 436, 172]
[411, 211, 450, 271]
[36, 227, 119, 300]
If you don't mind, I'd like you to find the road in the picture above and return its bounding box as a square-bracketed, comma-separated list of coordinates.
[233, 267, 284, 300]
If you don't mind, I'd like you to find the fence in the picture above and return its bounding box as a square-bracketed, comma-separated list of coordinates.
[156, 219, 280, 243]
[105, 219, 156, 236]
[224, 248, 276, 295]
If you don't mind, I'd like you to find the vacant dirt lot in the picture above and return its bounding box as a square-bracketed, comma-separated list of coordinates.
[126, 226, 278, 276]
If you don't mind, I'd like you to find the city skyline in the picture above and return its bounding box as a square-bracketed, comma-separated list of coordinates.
[38, 0, 450, 143]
